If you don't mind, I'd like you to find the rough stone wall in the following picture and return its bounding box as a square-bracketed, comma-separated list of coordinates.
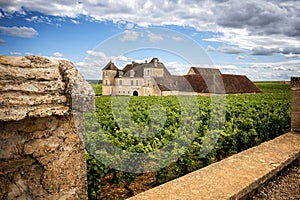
[0, 115, 87, 200]
[0, 56, 94, 200]
[291, 77, 300, 132]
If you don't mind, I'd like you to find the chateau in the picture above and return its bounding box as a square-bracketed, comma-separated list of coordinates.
[102, 58, 261, 96]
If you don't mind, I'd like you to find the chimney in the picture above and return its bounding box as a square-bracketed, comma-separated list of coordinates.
[291, 77, 300, 132]
[153, 58, 158, 67]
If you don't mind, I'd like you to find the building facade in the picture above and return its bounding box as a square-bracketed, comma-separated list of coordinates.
[102, 58, 167, 96]
[102, 58, 261, 96]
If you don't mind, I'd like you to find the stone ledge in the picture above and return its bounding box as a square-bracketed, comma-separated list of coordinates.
[128, 133, 300, 200]
[0, 56, 94, 121]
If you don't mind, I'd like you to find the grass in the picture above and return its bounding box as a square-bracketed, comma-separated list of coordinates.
[255, 82, 290, 94]
[91, 83, 102, 96]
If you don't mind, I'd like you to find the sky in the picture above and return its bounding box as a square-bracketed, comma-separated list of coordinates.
[0, 0, 300, 81]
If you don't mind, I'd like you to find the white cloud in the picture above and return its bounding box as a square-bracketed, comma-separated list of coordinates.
[172, 36, 183, 41]
[147, 31, 163, 42]
[236, 55, 248, 60]
[25, 52, 34, 56]
[26, 15, 54, 24]
[126, 23, 134, 29]
[164, 61, 190, 75]
[121, 30, 140, 41]
[207, 45, 216, 52]
[2, 0, 300, 56]
[249, 59, 300, 69]
[284, 53, 300, 59]
[217, 65, 239, 71]
[274, 66, 286, 71]
[10, 51, 22, 55]
[0, 26, 38, 38]
[53, 52, 63, 57]
[70, 19, 80, 24]
[86, 50, 107, 59]
[78, 51, 132, 79]
[245, 59, 300, 80]
[2, 0, 300, 81]
[207, 44, 245, 54]
[217, 46, 245, 54]
[204, 28, 300, 53]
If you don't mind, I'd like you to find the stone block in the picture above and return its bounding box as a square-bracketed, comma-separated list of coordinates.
[291, 90, 300, 112]
[0, 56, 90, 199]
[291, 77, 300, 132]
[291, 112, 300, 132]
[291, 76, 300, 88]
[0, 56, 94, 122]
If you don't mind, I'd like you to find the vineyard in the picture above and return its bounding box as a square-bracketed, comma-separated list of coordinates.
[86, 82, 290, 199]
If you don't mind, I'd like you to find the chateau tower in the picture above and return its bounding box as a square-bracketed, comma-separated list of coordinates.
[102, 61, 118, 95]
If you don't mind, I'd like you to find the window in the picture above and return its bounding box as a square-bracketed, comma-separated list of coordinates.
[130, 70, 135, 77]
[105, 80, 108, 85]
[131, 80, 134, 86]
[148, 80, 150, 86]
[119, 80, 122, 85]
[136, 80, 138, 86]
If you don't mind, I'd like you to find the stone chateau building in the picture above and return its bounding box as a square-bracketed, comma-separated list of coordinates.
[102, 58, 261, 96]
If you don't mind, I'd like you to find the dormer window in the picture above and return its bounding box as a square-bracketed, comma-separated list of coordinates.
[153, 58, 158, 67]
[130, 70, 135, 77]
[119, 70, 124, 77]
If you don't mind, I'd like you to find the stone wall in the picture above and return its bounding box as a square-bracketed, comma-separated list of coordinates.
[291, 77, 300, 132]
[128, 133, 300, 200]
[0, 56, 94, 200]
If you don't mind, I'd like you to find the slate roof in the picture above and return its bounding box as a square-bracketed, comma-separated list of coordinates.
[222, 74, 261, 94]
[190, 67, 221, 76]
[185, 74, 224, 93]
[122, 60, 170, 78]
[102, 61, 118, 71]
[154, 76, 194, 92]
[154, 74, 261, 94]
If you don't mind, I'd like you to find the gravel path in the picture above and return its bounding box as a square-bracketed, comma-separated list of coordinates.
[252, 158, 300, 200]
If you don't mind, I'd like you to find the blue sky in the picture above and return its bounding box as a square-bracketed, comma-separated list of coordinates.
[1, 0, 300, 80]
